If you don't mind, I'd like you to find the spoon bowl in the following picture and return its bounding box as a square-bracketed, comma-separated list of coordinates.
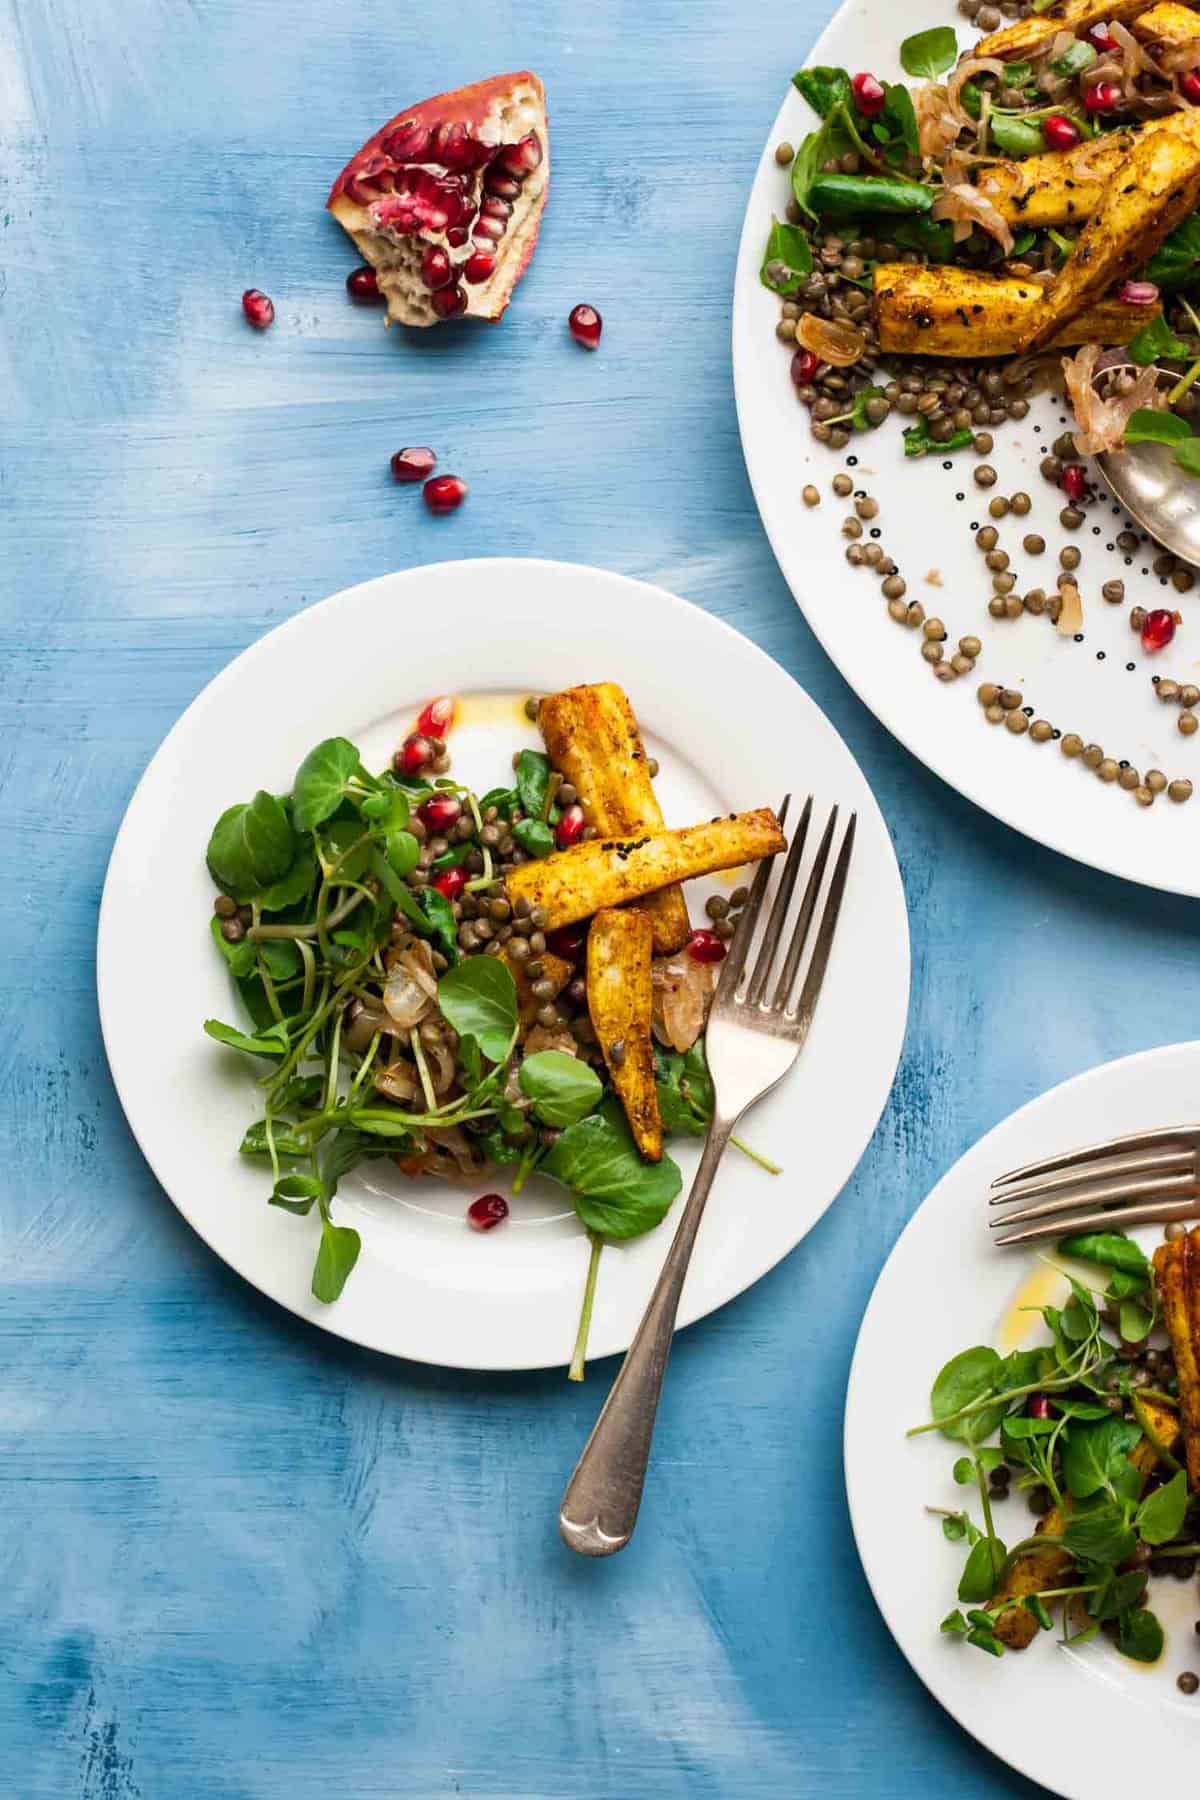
[1097, 367, 1200, 567]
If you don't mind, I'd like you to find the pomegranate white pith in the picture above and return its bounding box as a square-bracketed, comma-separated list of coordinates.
[327, 73, 549, 328]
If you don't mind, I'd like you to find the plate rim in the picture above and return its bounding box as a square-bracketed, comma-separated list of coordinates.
[97, 555, 911, 1371]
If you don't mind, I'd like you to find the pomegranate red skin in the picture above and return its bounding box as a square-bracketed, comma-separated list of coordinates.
[421, 245, 453, 290]
[1028, 1395, 1056, 1420]
[395, 732, 434, 775]
[242, 289, 275, 329]
[687, 929, 727, 965]
[1042, 114, 1080, 151]
[391, 446, 437, 484]
[546, 924, 587, 961]
[432, 865, 468, 901]
[1062, 463, 1088, 503]
[416, 696, 457, 738]
[424, 474, 468, 514]
[431, 284, 468, 319]
[418, 794, 463, 832]
[851, 72, 887, 117]
[568, 304, 602, 349]
[1142, 608, 1177, 652]
[1086, 23, 1118, 50]
[555, 804, 586, 849]
[464, 251, 496, 284]
[1083, 79, 1120, 112]
[467, 1193, 509, 1232]
[1182, 69, 1200, 103]
[791, 348, 820, 385]
[346, 264, 381, 302]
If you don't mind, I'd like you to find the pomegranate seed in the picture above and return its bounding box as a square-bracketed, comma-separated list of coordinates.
[1062, 462, 1087, 502]
[391, 446, 438, 484]
[447, 224, 471, 247]
[555, 804, 586, 849]
[467, 1193, 509, 1232]
[1142, 608, 1177, 652]
[546, 925, 587, 961]
[433, 864, 467, 900]
[421, 245, 453, 290]
[345, 264, 380, 302]
[1041, 114, 1080, 151]
[1086, 23, 1118, 50]
[423, 473, 468, 513]
[568, 304, 603, 350]
[1083, 79, 1120, 111]
[416, 695, 457, 738]
[1027, 1395, 1056, 1420]
[791, 348, 820, 385]
[242, 288, 275, 329]
[1114, 280, 1159, 306]
[395, 732, 435, 775]
[1182, 68, 1200, 103]
[464, 250, 495, 284]
[687, 929, 727, 965]
[418, 794, 463, 832]
[851, 72, 887, 117]
[431, 284, 467, 319]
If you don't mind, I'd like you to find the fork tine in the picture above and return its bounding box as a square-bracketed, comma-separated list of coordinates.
[767, 806, 837, 1013]
[991, 1125, 1196, 1189]
[989, 1168, 1190, 1229]
[988, 1146, 1196, 1210]
[744, 796, 813, 1008]
[714, 794, 790, 1004]
[785, 812, 856, 1029]
[994, 1196, 1200, 1247]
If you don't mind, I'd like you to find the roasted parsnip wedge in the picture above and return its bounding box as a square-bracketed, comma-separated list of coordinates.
[500, 944, 574, 1032]
[538, 683, 690, 954]
[587, 908, 661, 1161]
[993, 1398, 1181, 1648]
[1153, 1229, 1200, 1488]
[873, 263, 1157, 357]
[977, 122, 1176, 229]
[975, 0, 1148, 59]
[1134, 0, 1200, 50]
[505, 809, 786, 929]
[1023, 110, 1200, 351]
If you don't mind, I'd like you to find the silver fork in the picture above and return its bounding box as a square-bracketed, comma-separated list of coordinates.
[558, 793, 857, 1557]
[989, 1125, 1200, 1246]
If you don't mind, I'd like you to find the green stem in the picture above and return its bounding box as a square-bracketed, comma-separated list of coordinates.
[569, 1233, 604, 1383]
[731, 1134, 782, 1175]
[250, 888, 368, 941]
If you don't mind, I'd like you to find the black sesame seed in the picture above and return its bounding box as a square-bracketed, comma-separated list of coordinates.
[1074, 633, 1084, 643]
[956, 492, 965, 501]
[1097, 651, 1106, 660]
[855, 489, 867, 498]
[1125, 558, 1133, 567]
[847, 455, 858, 466]
[1022, 706, 1034, 716]
[1119, 759, 1130, 769]
[870, 527, 881, 538]
[1052, 729, 1061, 740]
[1126, 662, 1135, 672]
[970, 521, 979, 531]
[1153, 675, 1161, 684]
[1092, 526, 1101, 535]
[942, 460, 953, 469]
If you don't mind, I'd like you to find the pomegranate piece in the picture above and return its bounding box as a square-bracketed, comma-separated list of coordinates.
[416, 696, 457, 738]
[433, 865, 468, 901]
[327, 72, 549, 328]
[1114, 280, 1159, 306]
[391, 446, 438, 483]
[467, 1193, 509, 1231]
[687, 929, 727, 964]
[1062, 462, 1088, 503]
[568, 303, 603, 350]
[424, 474, 468, 514]
[1082, 79, 1120, 112]
[418, 794, 463, 832]
[790, 348, 820, 386]
[554, 804, 586, 849]
[1041, 114, 1080, 151]
[1086, 23, 1118, 50]
[546, 924, 586, 961]
[395, 732, 435, 775]
[1027, 1395, 1056, 1420]
[851, 72, 886, 117]
[1182, 69, 1200, 103]
[346, 264, 381, 302]
[1142, 608, 1177, 652]
[242, 288, 275, 329]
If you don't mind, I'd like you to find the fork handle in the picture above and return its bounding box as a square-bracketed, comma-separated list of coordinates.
[558, 1117, 735, 1556]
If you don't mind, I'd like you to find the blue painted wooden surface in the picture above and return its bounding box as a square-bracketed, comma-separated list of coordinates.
[6, 2, 1200, 1795]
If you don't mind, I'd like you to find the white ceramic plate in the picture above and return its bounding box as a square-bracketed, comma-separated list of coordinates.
[733, 8, 1200, 898]
[98, 559, 909, 1371]
[846, 1042, 1200, 1800]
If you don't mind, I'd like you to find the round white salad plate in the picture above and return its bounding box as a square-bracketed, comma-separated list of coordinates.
[98, 559, 909, 1372]
[733, 7, 1200, 899]
[846, 1042, 1200, 1799]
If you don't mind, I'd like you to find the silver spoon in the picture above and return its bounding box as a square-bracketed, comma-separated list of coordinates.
[1097, 366, 1200, 567]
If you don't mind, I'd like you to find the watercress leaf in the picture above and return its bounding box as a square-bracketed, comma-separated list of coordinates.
[416, 888, 459, 962]
[792, 65, 853, 117]
[1119, 1299, 1154, 1344]
[319, 1129, 371, 1193]
[311, 1216, 361, 1302]
[1174, 436, 1200, 477]
[654, 1049, 705, 1137]
[541, 1100, 682, 1239]
[277, 1073, 325, 1109]
[240, 1120, 309, 1159]
[900, 25, 957, 79]
[881, 83, 919, 156]
[988, 115, 1047, 162]
[846, 385, 888, 431]
[1051, 37, 1096, 77]
[1023, 1594, 1054, 1631]
[292, 738, 362, 831]
[761, 216, 814, 294]
[269, 1173, 324, 1215]
[1127, 314, 1190, 366]
[1088, 1568, 1147, 1621]
[1136, 1468, 1189, 1545]
[999, 1347, 1053, 1388]
[513, 818, 555, 859]
[385, 830, 420, 878]
[359, 793, 389, 821]
[1063, 1502, 1137, 1566]
[515, 749, 552, 821]
[1011, 229, 1037, 256]
[204, 1017, 290, 1058]
[966, 1628, 1004, 1657]
[258, 938, 302, 982]
[458, 1034, 483, 1091]
[1001, 1415, 1057, 1441]
[941, 1513, 968, 1542]
[437, 957, 519, 1063]
[1145, 214, 1200, 287]
[1056, 1230, 1150, 1276]
[478, 785, 517, 816]
[952, 1456, 975, 1485]
[957, 1535, 1006, 1604]
[682, 1039, 715, 1118]
[792, 122, 833, 220]
[930, 1346, 1004, 1443]
[1062, 1416, 1142, 1500]
[1117, 1605, 1164, 1664]
[210, 913, 257, 978]
[940, 1609, 969, 1635]
[207, 790, 296, 895]
[430, 843, 472, 872]
[903, 417, 975, 458]
[252, 841, 318, 912]
[518, 1051, 604, 1127]
[1105, 1268, 1151, 1300]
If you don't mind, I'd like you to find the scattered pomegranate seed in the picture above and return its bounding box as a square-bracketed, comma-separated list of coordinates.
[431, 284, 467, 319]
[568, 303, 603, 350]
[1083, 79, 1120, 111]
[416, 695, 457, 738]
[1086, 22, 1118, 50]
[433, 865, 468, 901]
[391, 446, 438, 484]
[446, 224, 471, 248]
[421, 245, 453, 290]
[1114, 280, 1159, 306]
[546, 925, 587, 961]
[346, 264, 381, 302]
[1028, 1395, 1056, 1420]
[467, 1193, 509, 1232]
[424, 473, 468, 514]
[1041, 114, 1080, 151]
[418, 794, 463, 832]
[851, 72, 887, 117]
[242, 288, 275, 329]
[687, 929, 727, 964]
[791, 348, 820, 386]
[1182, 68, 1200, 103]
[464, 250, 496, 284]
[395, 732, 434, 775]
[555, 804, 586, 849]
[1142, 608, 1177, 652]
[1062, 463, 1087, 503]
